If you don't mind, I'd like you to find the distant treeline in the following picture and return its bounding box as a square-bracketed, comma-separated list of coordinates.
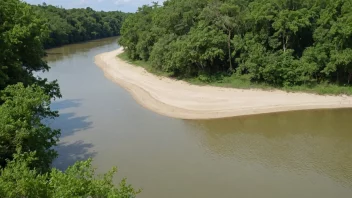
[119, 0, 352, 87]
[32, 3, 128, 48]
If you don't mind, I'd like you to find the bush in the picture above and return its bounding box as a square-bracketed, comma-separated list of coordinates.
[0, 152, 140, 198]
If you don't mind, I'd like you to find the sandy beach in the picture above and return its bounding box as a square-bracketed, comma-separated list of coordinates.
[94, 48, 352, 119]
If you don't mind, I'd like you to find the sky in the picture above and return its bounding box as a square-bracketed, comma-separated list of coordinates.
[24, 0, 165, 12]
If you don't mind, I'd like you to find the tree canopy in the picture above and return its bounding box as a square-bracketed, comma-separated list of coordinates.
[0, 0, 50, 91]
[0, 153, 140, 198]
[119, 0, 352, 87]
[0, 83, 60, 172]
[32, 3, 128, 48]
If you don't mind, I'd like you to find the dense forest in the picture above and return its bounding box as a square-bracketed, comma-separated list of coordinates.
[119, 0, 352, 89]
[0, 0, 138, 197]
[32, 3, 128, 48]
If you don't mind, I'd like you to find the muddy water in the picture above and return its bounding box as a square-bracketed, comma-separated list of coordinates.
[42, 37, 352, 198]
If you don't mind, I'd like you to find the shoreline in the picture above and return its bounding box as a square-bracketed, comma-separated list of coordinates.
[94, 48, 352, 120]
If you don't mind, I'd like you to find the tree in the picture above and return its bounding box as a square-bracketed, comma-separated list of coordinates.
[0, 0, 49, 91]
[119, 5, 156, 60]
[316, 0, 352, 83]
[201, 0, 241, 71]
[32, 4, 128, 48]
[0, 83, 60, 173]
[119, 0, 352, 87]
[0, 152, 140, 198]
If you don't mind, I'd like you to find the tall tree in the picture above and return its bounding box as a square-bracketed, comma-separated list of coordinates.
[0, 0, 49, 91]
[201, 0, 240, 71]
[0, 83, 60, 172]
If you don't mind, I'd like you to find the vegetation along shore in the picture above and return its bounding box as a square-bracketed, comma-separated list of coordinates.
[118, 0, 352, 95]
[94, 0, 352, 119]
[95, 48, 352, 119]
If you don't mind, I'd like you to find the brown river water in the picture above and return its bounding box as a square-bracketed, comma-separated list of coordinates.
[42, 37, 352, 198]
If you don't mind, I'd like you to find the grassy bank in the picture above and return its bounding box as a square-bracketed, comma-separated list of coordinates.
[118, 52, 352, 96]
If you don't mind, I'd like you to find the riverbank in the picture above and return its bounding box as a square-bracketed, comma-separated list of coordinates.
[94, 48, 352, 119]
[118, 52, 352, 96]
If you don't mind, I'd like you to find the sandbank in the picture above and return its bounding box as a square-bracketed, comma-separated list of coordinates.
[94, 48, 352, 119]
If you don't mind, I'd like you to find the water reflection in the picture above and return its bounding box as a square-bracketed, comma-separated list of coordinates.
[45, 37, 118, 63]
[187, 109, 352, 187]
[51, 99, 83, 110]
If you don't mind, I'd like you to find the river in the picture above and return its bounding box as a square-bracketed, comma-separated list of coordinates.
[42, 37, 352, 198]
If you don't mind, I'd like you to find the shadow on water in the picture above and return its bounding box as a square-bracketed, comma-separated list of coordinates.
[53, 140, 97, 171]
[45, 37, 118, 63]
[56, 112, 92, 138]
[48, 99, 96, 170]
[49, 99, 93, 138]
[51, 99, 82, 111]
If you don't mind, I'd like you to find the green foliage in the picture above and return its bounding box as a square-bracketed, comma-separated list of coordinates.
[0, 152, 48, 198]
[0, 0, 61, 170]
[0, 152, 140, 198]
[0, 83, 60, 172]
[0, 0, 61, 99]
[119, 50, 352, 95]
[119, 0, 352, 92]
[0, 0, 48, 91]
[31, 3, 128, 48]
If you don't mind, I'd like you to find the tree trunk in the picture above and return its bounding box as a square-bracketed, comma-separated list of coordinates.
[228, 30, 233, 71]
[283, 34, 289, 52]
[283, 33, 286, 52]
[285, 35, 289, 52]
[348, 69, 352, 84]
[337, 70, 339, 84]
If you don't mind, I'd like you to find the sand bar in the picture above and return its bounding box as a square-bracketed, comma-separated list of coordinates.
[94, 48, 352, 119]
